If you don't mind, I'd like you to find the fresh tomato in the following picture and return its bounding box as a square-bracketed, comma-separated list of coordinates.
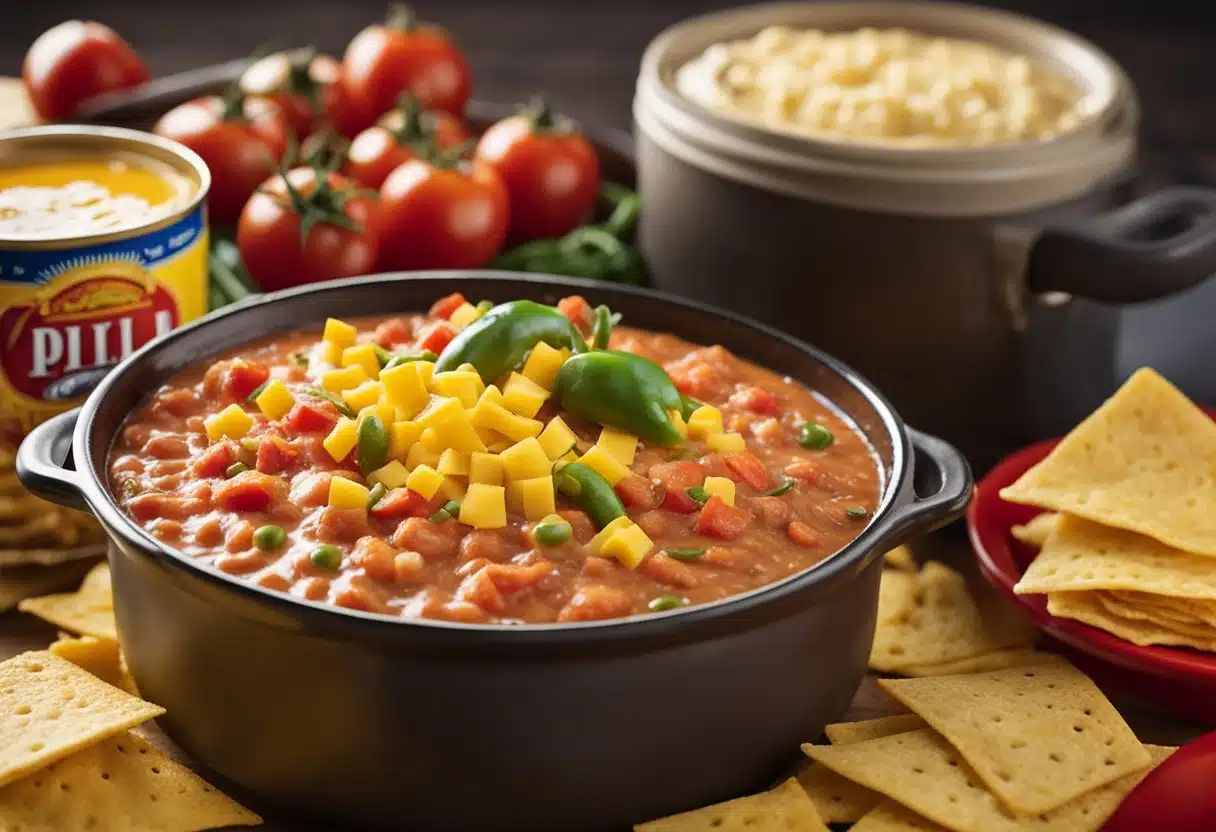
[474, 99, 601, 243]
[344, 95, 469, 189]
[237, 166, 380, 292]
[342, 5, 472, 127]
[153, 93, 291, 223]
[377, 157, 508, 270]
[22, 20, 148, 120]
[239, 50, 360, 138]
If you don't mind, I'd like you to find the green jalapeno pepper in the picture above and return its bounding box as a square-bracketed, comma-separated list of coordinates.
[553, 350, 684, 445]
[434, 300, 587, 382]
[553, 462, 625, 530]
[357, 415, 389, 474]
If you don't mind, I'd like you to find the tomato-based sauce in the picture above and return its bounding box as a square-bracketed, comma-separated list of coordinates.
[108, 294, 881, 624]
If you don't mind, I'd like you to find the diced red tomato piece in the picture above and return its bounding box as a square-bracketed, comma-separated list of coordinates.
[222, 360, 270, 401]
[615, 475, 660, 509]
[418, 323, 456, 354]
[734, 386, 781, 416]
[213, 470, 283, 513]
[557, 295, 592, 333]
[256, 435, 299, 474]
[724, 453, 770, 490]
[370, 488, 441, 519]
[284, 400, 341, 433]
[374, 317, 413, 348]
[191, 440, 237, 478]
[662, 489, 699, 514]
[667, 363, 724, 401]
[694, 496, 750, 540]
[650, 460, 705, 514]
[429, 292, 468, 320]
[787, 521, 820, 547]
[784, 461, 821, 482]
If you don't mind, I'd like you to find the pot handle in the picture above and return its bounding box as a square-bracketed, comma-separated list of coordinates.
[875, 428, 973, 547]
[1027, 186, 1216, 303]
[15, 408, 89, 512]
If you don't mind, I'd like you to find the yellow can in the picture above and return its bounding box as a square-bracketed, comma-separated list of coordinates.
[0, 125, 210, 447]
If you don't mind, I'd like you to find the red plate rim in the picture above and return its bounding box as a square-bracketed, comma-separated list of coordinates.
[967, 410, 1216, 684]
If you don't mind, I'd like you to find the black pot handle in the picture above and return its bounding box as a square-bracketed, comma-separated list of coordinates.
[873, 428, 973, 548]
[1027, 186, 1216, 303]
[15, 408, 89, 512]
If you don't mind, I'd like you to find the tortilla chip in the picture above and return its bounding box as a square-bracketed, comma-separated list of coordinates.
[1000, 369, 1216, 555]
[0, 651, 163, 789]
[852, 801, 949, 832]
[1092, 591, 1215, 632]
[0, 561, 96, 613]
[635, 778, 829, 831]
[797, 763, 881, 824]
[1016, 514, 1216, 600]
[47, 634, 130, 691]
[879, 660, 1149, 814]
[1047, 592, 1216, 650]
[0, 730, 262, 830]
[897, 649, 1053, 678]
[1107, 590, 1216, 624]
[1010, 512, 1059, 548]
[825, 714, 927, 745]
[885, 546, 918, 571]
[17, 562, 116, 640]
[805, 732, 1170, 832]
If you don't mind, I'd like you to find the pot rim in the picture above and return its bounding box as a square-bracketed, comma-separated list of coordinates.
[73, 271, 915, 644]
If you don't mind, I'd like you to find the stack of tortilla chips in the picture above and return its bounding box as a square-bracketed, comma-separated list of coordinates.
[1003, 368, 1216, 650]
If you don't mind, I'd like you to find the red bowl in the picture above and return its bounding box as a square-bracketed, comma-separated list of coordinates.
[968, 425, 1216, 725]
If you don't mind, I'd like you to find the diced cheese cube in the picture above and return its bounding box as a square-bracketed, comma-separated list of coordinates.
[406, 441, 441, 471]
[319, 340, 343, 367]
[488, 438, 514, 453]
[687, 405, 724, 440]
[328, 475, 369, 509]
[341, 380, 384, 413]
[341, 343, 380, 379]
[669, 409, 689, 439]
[323, 417, 359, 462]
[368, 459, 410, 489]
[418, 428, 446, 454]
[577, 446, 631, 486]
[521, 342, 570, 390]
[414, 395, 464, 430]
[505, 479, 525, 514]
[514, 475, 555, 521]
[600, 523, 654, 569]
[437, 449, 471, 477]
[459, 484, 507, 530]
[430, 411, 486, 454]
[358, 403, 396, 431]
[499, 437, 552, 481]
[254, 379, 294, 421]
[406, 464, 444, 500]
[537, 416, 579, 460]
[204, 403, 254, 442]
[597, 427, 638, 466]
[439, 477, 467, 502]
[415, 360, 435, 389]
[471, 399, 543, 442]
[389, 421, 422, 461]
[431, 370, 484, 408]
[702, 475, 736, 507]
[323, 318, 357, 348]
[587, 516, 633, 555]
[707, 432, 747, 454]
[321, 365, 368, 394]
[469, 452, 504, 486]
[447, 302, 480, 330]
[501, 372, 550, 419]
[380, 362, 430, 416]
[558, 450, 580, 464]
[478, 385, 505, 407]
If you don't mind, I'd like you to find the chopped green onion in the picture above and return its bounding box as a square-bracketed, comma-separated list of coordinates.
[768, 480, 796, 497]
[845, 505, 869, 519]
[373, 345, 395, 368]
[442, 500, 461, 516]
[534, 519, 572, 547]
[310, 544, 342, 570]
[591, 304, 613, 350]
[648, 595, 687, 612]
[686, 486, 709, 505]
[252, 525, 286, 550]
[246, 380, 270, 402]
[382, 351, 439, 371]
[224, 462, 248, 478]
[664, 547, 706, 561]
[300, 386, 356, 418]
[366, 483, 386, 510]
[798, 423, 835, 450]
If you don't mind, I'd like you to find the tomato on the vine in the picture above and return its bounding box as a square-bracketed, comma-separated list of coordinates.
[342, 4, 472, 128]
[237, 167, 380, 292]
[153, 91, 291, 224]
[474, 99, 601, 243]
[377, 154, 508, 270]
[240, 50, 361, 139]
[22, 20, 149, 120]
[344, 94, 469, 189]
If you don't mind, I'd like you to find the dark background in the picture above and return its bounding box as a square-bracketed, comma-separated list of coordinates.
[2, 0, 1215, 158]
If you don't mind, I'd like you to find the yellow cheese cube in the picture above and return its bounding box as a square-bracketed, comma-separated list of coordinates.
[669, 409, 689, 439]
[323, 417, 359, 462]
[500, 437, 552, 481]
[418, 428, 446, 454]
[459, 484, 507, 530]
[204, 403, 254, 442]
[488, 439, 514, 453]
[439, 476, 468, 502]
[687, 405, 724, 440]
[478, 385, 505, 408]
[587, 516, 633, 555]
[321, 365, 368, 394]
[505, 479, 525, 514]
[430, 411, 487, 454]
[415, 395, 464, 430]
[501, 372, 550, 419]
[319, 340, 343, 367]
[328, 475, 369, 510]
[406, 441, 441, 471]
[406, 464, 444, 499]
[578, 446, 632, 486]
[597, 427, 638, 466]
[415, 360, 435, 389]
[521, 342, 570, 390]
[389, 421, 422, 461]
[601, 523, 654, 569]
[469, 452, 504, 485]
[514, 475, 555, 521]
[706, 432, 747, 454]
[358, 403, 397, 431]
[471, 399, 543, 442]
[457, 362, 480, 375]
[447, 302, 480, 330]
[558, 450, 580, 464]
[254, 380, 294, 421]
[342, 343, 380, 379]
[323, 318, 357, 348]
[431, 370, 484, 408]
[437, 449, 471, 477]
[342, 380, 384, 413]
[702, 475, 736, 507]
[537, 416, 579, 460]
[368, 459, 410, 489]
[380, 362, 430, 416]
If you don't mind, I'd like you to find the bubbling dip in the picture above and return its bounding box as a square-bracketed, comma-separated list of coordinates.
[0, 155, 195, 240]
[676, 26, 1098, 147]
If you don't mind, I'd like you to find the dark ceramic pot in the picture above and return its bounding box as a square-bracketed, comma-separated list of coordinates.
[18, 273, 969, 831]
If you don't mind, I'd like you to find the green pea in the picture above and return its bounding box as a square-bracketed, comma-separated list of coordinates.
[648, 595, 687, 612]
[686, 486, 709, 505]
[252, 525, 286, 550]
[534, 519, 572, 547]
[428, 509, 451, 524]
[768, 480, 795, 497]
[224, 462, 248, 478]
[845, 505, 869, 519]
[366, 483, 386, 510]
[357, 415, 389, 474]
[665, 547, 706, 561]
[798, 423, 835, 450]
[310, 544, 342, 570]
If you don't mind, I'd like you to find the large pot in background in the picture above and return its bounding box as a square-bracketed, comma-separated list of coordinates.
[634, 1, 1216, 473]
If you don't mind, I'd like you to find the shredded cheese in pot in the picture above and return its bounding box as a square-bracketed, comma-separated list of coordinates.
[0, 181, 171, 239]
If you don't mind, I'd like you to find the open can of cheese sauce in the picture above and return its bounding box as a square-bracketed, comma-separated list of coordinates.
[0, 125, 210, 561]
